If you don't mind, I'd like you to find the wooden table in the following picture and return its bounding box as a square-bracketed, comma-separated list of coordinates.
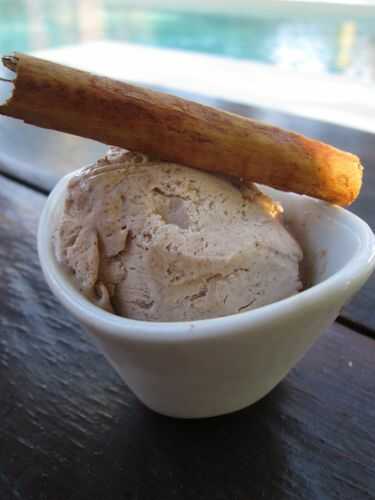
[1, 94, 375, 500]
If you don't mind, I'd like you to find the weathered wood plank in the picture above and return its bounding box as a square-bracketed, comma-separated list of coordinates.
[0, 174, 374, 500]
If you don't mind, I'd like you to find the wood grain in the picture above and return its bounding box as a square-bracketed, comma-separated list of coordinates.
[0, 174, 374, 500]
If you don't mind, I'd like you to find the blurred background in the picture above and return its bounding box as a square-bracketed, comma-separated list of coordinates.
[1, 0, 375, 129]
[1, 0, 375, 188]
[2, 0, 375, 81]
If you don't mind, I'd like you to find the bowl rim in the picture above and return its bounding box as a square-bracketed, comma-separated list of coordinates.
[38, 170, 375, 344]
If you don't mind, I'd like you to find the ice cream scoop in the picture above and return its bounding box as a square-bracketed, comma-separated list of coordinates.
[54, 148, 303, 321]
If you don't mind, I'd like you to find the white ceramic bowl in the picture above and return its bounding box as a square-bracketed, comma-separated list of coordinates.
[38, 171, 375, 418]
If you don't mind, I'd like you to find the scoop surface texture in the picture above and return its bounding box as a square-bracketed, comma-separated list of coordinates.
[54, 148, 303, 321]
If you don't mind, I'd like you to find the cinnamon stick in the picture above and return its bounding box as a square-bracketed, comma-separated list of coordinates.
[0, 53, 362, 206]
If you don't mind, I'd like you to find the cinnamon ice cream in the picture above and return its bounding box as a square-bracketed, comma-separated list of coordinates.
[54, 148, 303, 321]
